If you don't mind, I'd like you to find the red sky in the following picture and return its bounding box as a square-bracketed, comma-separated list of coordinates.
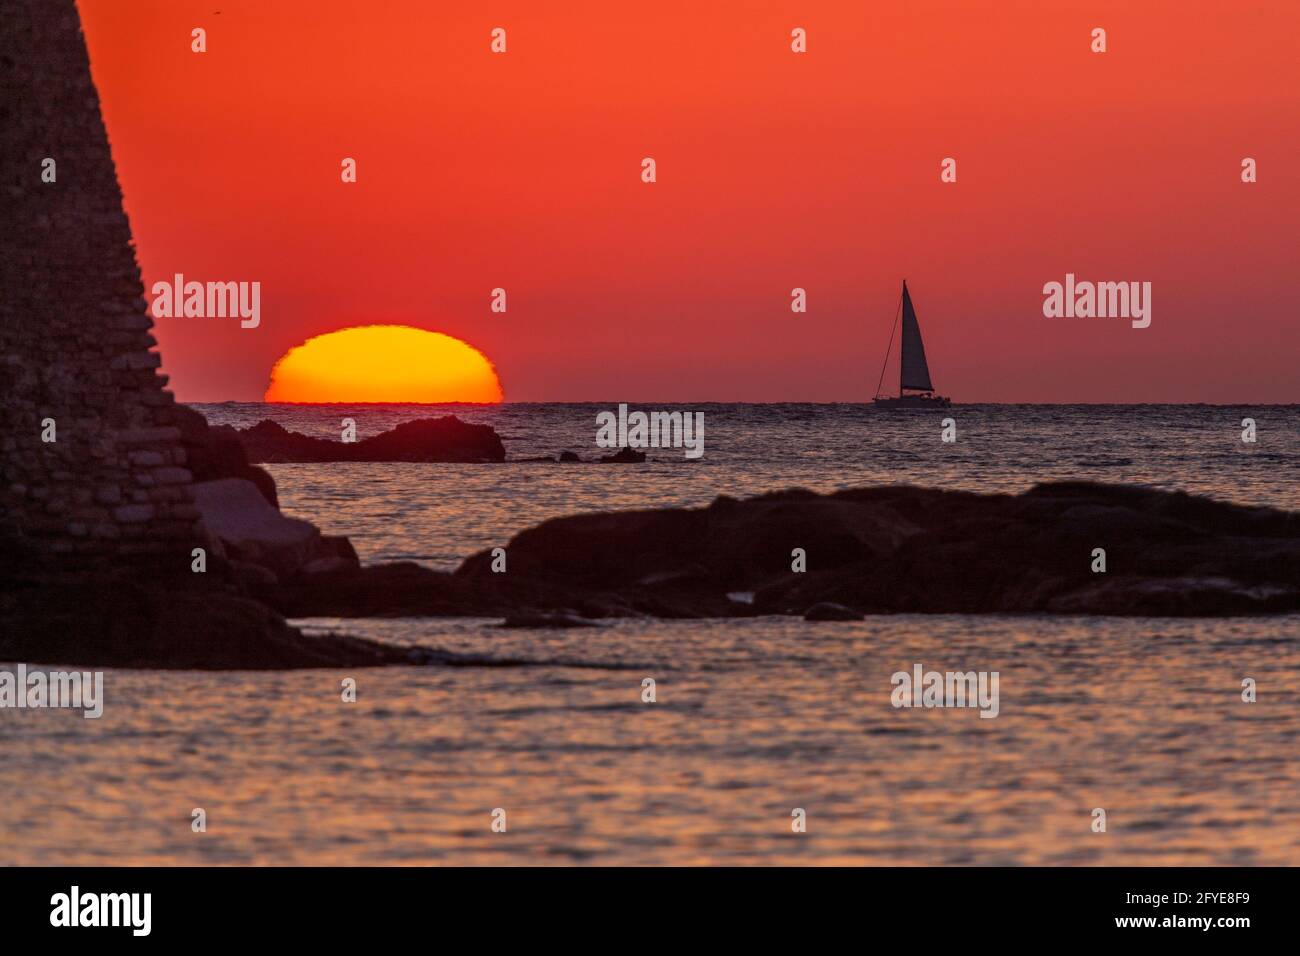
[80, 0, 1298, 403]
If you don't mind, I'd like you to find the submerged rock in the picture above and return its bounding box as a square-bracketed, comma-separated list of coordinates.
[231, 416, 506, 463]
[599, 447, 646, 463]
[804, 602, 864, 621]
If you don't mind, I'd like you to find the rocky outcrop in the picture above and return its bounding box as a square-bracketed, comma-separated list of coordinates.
[231, 417, 506, 463]
[599, 447, 647, 463]
[189, 477, 359, 583]
[261, 560, 601, 619]
[21, 478, 1283, 667]
[485, 482, 1300, 616]
[0, 517, 400, 669]
[264, 483, 1300, 619]
[174, 404, 278, 506]
[0, 573, 408, 669]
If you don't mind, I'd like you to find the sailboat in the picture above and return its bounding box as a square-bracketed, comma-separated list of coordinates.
[872, 280, 951, 408]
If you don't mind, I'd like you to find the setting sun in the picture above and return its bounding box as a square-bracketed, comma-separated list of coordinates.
[264, 326, 503, 403]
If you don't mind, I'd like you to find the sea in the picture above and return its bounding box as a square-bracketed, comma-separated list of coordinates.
[2, 403, 1297, 865]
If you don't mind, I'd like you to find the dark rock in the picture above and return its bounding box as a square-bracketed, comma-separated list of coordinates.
[599, 447, 646, 463]
[558, 451, 582, 462]
[0, 576, 407, 670]
[174, 404, 278, 506]
[190, 477, 362, 584]
[266, 561, 502, 618]
[320, 535, 359, 564]
[301, 556, 359, 577]
[248, 482, 1300, 621]
[191, 478, 321, 581]
[450, 483, 1300, 618]
[235, 416, 506, 463]
[804, 602, 863, 621]
[231, 559, 279, 590]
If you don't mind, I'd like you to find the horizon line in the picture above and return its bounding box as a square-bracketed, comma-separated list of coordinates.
[185, 399, 1300, 408]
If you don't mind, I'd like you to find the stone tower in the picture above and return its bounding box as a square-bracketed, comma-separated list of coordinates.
[1, 0, 200, 574]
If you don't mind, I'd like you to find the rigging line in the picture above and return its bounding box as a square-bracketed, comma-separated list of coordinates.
[874, 288, 903, 399]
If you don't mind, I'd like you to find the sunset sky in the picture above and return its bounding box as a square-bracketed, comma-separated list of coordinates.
[79, 0, 1299, 403]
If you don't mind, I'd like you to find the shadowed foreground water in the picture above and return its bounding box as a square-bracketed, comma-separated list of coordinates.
[3, 614, 1297, 865]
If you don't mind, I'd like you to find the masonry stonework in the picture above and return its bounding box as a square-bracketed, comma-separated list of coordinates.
[1, 0, 199, 570]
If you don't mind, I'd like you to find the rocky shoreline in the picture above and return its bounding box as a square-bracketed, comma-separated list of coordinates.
[5, 408, 1297, 670]
[262, 481, 1300, 621]
[0, 573, 408, 670]
[229, 416, 506, 463]
[222, 414, 653, 464]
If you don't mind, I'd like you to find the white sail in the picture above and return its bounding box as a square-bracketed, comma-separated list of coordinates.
[899, 282, 933, 392]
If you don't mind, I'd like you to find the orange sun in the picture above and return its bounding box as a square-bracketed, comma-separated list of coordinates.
[264, 325, 503, 403]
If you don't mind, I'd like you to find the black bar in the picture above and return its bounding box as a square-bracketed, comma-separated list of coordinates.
[0, 867, 1288, 942]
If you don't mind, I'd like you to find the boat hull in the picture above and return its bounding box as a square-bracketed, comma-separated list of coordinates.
[873, 394, 951, 408]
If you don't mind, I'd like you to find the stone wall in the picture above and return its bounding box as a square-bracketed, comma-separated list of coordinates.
[0, 0, 199, 572]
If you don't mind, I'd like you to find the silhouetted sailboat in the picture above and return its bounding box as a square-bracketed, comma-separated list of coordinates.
[873, 280, 951, 408]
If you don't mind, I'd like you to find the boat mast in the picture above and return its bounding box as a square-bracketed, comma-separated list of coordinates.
[874, 281, 904, 400]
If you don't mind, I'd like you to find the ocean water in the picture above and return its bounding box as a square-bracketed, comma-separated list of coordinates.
[2, 404, 1298, 865]
[4, 614, 1298, 865]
